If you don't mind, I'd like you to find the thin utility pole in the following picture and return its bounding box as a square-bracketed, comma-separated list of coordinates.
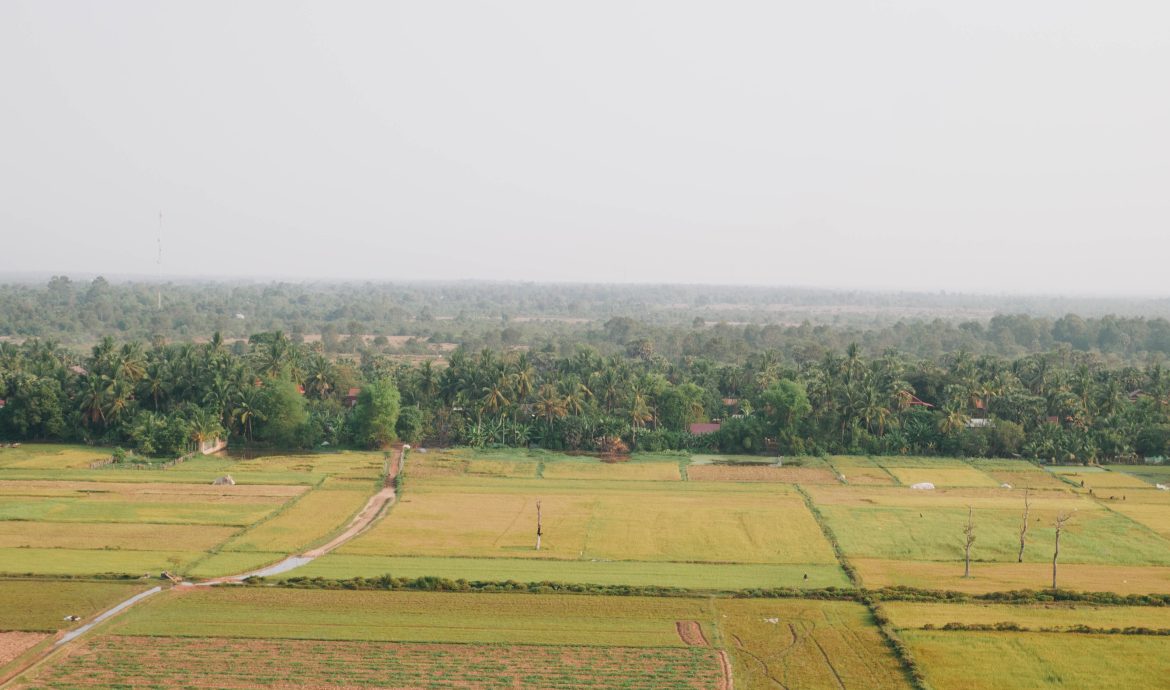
[535, 499, 543, 551]
[156, 211, 163, 309]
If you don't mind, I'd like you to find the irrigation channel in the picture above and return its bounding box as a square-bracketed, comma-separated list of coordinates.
[0, 445, 405, 687]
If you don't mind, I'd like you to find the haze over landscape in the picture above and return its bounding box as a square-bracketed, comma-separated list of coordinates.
[2, 1, 1169, 292]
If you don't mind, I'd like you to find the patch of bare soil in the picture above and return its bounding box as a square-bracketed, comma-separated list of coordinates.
[676, 620, 709, 646]
[0, 632, 47, 667]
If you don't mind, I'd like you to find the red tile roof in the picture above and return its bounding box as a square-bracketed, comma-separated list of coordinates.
[688, 422, 722, 435]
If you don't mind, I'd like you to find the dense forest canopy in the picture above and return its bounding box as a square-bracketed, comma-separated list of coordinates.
[4, 279, 1170, 463]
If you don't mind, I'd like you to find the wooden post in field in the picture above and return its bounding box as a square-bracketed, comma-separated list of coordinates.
[1017, 489, 1031, 563]
[535, 499, 542, 551]
[963, 506, 975, 578]
[1052, 510, 1072, 589]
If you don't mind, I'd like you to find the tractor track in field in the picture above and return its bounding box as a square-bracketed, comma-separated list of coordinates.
[1, 446, 405, 689]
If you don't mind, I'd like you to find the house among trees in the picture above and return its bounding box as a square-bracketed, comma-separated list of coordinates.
[344, 388, 361, 408]
[688, 422, 721, 435]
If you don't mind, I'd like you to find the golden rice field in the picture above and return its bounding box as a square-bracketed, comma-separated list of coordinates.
[338, 477, 837, 564]
[541, 460, 681, 481]
[853, 558, 1170, 594]
[884, 466, 1001, 488]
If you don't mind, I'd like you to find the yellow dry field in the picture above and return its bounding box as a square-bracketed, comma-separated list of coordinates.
[0, 521, 236, 551]
[0, 480, 305, 499]
[836, 465, 897, 486]
[465, 459, 540, 478]
[541, 461, 680, 481]
[223, 486, 372, 553]
[982, 470, 1070, 490]
[885, 466, 1000, 488]
[177, 451, 386, 482]
[828, 455, 881, 468]
[1107, 501, 1170, 539]
[1108, 488, 1170, 504]
[853, 558, 1170, 594]
[1059, 470, 1152, 491]
[904, 630, 1170, 690]
[341, 479, 835, 564]
[715, 598, 911, 690]
[0, 445, 116, 469]
[884, 601, 1170, 631]
[805, 485, 1078, 510]
[686, 465, 838, 484]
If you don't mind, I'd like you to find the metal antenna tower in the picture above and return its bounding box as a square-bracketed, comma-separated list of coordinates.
[156, 211, 163, 309]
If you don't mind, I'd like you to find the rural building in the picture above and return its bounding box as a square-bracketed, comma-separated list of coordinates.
[688, 422, 721, 435]
[344, 387, 361, 407]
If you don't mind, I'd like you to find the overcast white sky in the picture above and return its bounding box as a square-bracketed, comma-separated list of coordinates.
[1, 1, 1167, 294]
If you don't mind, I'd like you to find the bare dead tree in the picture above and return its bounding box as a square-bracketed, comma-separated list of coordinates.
[963, 506, 976, 578]
[535, 499, 543, 551]
[1017, 489, 1031, 563]
[1052, 510, 1073, 589]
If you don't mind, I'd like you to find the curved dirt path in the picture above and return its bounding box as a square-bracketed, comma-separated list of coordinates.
[199, 444, 404, 584]
[1, 446, 405, 687]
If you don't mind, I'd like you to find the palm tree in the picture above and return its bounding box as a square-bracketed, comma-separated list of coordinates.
[628, 392, 654, 448]
[534, 384, 567, 433]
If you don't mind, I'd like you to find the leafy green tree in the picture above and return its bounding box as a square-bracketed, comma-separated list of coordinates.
[352, 380, 401, 448]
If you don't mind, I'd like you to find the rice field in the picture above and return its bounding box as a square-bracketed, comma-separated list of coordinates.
[714, 598, 912, 690]
[338, 477, 837, 565]
[903, 630, 1170, 690]
[852, 558, 1170, 594]
[883, 600, 1170, 631]
[289, 555, 850, 589]
[113, 588, 712, 646]
[15, 636, 727, 690]
[0, 580, 151, 632]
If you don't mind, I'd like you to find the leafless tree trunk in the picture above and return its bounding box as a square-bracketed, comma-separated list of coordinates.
[1052, 511, 1072, 589]
[963, 506, 976, 578]
[535, 499, 543, 551]
[1018, 489, 1031, 563]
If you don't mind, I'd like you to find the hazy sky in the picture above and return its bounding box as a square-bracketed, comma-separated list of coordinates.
[2, 1, 1168, 294]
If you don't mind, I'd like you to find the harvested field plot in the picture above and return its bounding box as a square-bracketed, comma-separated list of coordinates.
[541, 460, 681, 481]
[884, 601, 1170, 632]
[688, 465, 839, 483]
[885, 466, 999, 488]
[980, 469, 1069, 490]
[0, 631, 46, 668]
[874, 456, 970, 468]
[17, 636, 726, 690]
[341, 478, 836, 564]
[115, 588, 710, 647]
[835, 465, 897, 486]
[714, 598, 911, 690]
[0, 580, 149, 631]
[289, 554, 851, 588]
[903, 630, 1170, 690]
[853, 558, 1170, 594]
[1074, 471, 1152, 491]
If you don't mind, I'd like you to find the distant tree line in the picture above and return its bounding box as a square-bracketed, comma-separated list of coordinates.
[4, 329, 1170, 463]
[6, 277, 1170, 363]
